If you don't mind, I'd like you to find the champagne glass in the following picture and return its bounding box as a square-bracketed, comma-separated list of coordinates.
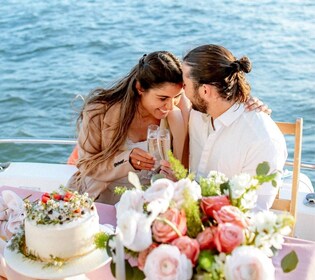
[157, 128, 171, 160]
[147, 124, 161, 170]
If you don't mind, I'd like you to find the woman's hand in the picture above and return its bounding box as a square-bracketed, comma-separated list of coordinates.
[245, 97, 272, 115]
[129, 148, 156, 171]
[159, 160, 177, 181]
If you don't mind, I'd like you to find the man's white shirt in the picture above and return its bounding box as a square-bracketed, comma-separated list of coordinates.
[189, 103, 287, 211]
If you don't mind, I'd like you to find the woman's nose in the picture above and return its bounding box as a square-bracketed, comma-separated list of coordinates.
[165, 99, 175, 110]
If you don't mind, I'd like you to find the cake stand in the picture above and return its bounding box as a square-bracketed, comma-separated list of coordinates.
[3, 225, 113, 279]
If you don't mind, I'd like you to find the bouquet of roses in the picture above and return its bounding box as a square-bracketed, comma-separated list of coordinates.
[95, 153, 298, 280]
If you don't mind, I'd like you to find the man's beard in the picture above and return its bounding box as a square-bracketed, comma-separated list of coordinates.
[191, 91, 208, 114]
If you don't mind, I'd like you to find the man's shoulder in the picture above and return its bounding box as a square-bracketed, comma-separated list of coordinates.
[241, 111, 284, 142]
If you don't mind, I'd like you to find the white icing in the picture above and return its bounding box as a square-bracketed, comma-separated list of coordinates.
[25, 209, 99, 260]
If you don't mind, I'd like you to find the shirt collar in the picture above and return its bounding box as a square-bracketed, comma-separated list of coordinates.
[213, 103, 245, 128]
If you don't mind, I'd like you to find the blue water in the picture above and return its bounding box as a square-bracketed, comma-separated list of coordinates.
[0, 0, 314, 186]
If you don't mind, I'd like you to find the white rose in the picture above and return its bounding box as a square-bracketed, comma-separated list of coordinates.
[225, 246, 275, 280]
[116, 189, 144, 219]
[173, 178, 201, 208]
[146, 199, 170, 219]
[117, 210, 153, 252]
[144, 178, 174, 203]
[143, 244, 193, 280]
[143, 179, 175, 216]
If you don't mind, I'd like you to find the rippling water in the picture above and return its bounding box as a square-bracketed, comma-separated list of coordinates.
[0, 0, 314, 185]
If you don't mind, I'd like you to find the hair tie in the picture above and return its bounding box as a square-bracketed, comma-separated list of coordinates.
[231, 60, 241, 72]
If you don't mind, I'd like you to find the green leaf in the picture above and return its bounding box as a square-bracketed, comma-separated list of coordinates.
[106, 234, 116, 258]
[256, 162, 270, 176]
[281, 250, 299, 273]
[198, 250, 215, 272]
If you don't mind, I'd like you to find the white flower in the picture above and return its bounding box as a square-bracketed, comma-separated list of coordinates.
[225, 246, 275, 280]
[229, 173, 253, 199]
[248, 211, 288, 257]
[143, 244, 193, 280]
[146, 199, 170, 219]
[207, 170, 229, 185]
[173, 178, 201, 208]
[116, 189, 144, 219]
[240, 190, 257, 210]
[251, 211, 277, 233]
[144, 178, 175, 216]
[117, 210, 153, 252]
[144, 178, 174, 202]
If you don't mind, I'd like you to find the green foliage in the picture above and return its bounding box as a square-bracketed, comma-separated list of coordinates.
[114, 186, 128, 195]
[198, 250, 215, 272]
[256, 161, 270, 175]
[182, 188, 203, 238]
[94, 232, 110, 249]
[281, 250, 298, 273]
[168, 151, 194, 180]
[196, 251, 225, 280]
[255, 162, 278, 187]
[199, 177, 221, 197]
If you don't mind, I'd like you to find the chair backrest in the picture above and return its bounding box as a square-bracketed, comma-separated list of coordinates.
[271, 118, 303, 229]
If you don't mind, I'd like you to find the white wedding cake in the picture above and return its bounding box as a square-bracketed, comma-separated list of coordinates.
[24, 189, 99, 261]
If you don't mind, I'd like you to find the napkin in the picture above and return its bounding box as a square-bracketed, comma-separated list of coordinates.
[0, 190, 25, 242]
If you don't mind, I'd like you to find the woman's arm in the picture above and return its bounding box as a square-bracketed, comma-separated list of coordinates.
[76, 108, 134, 182]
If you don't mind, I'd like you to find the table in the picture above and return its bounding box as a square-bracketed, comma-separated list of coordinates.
[1, 186, 315, 280]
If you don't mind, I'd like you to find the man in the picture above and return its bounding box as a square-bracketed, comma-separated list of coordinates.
[182, 44, 287, 211]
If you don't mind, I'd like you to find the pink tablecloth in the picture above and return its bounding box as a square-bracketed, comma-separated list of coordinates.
[1, 186, 315, 280]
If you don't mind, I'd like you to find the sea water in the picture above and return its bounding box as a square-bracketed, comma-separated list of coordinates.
[0, 0, 314, 186]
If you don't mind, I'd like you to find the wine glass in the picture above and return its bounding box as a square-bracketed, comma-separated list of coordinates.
[147, 124, 161, 170]
[157, 128, 171, 161]
[146, 125, 171, 182]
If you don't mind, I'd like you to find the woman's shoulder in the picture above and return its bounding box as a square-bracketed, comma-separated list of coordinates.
[84, 102, 121, 117]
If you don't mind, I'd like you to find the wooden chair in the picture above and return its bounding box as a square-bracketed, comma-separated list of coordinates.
[271, 118, 303, 232]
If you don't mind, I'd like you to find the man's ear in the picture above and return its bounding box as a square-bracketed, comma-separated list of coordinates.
[201, 84, 214, 101]
[135, 81, 144, 95]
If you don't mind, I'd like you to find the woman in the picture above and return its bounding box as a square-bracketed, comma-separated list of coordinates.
[67, 51, 269, 204]
[67, 51, 189, 204]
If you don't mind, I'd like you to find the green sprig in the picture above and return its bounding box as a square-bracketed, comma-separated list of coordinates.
[182, 188, 203, 238]
[168, 151, 194, 180]
[94, 232, 110, 249]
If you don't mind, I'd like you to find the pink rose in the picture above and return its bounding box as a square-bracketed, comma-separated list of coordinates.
[143, 244, 192, 280]
[200, 196, 231, 218]
[213, 205, 248, 229]
[214, 223, 244, 253]
[137, 243, 158, 271]
[196, 226, 217, 250]
[171, 236, 200, 265]
[152, 208, 187, 243]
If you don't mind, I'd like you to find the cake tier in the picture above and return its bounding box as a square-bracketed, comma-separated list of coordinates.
[25, 210, 99, 260]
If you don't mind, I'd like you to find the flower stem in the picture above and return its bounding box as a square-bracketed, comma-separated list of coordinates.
[155, 217, 182, 237]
